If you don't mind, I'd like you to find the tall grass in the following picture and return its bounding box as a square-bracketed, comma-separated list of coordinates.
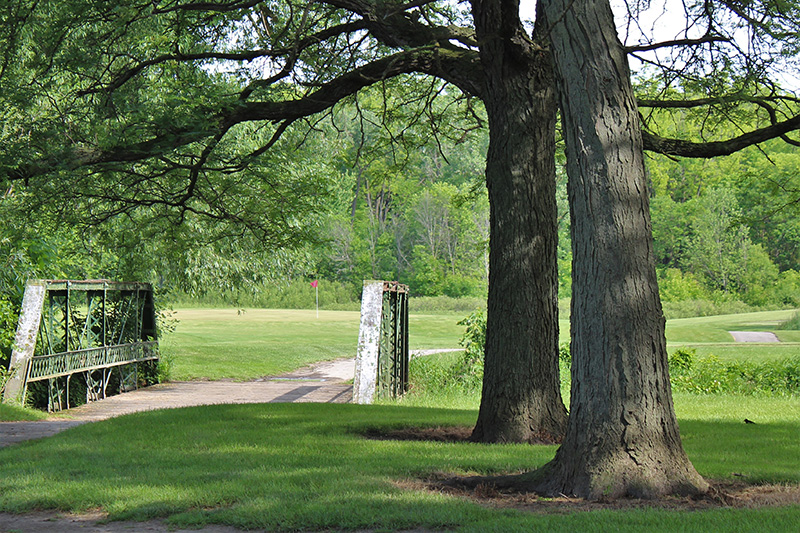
[778, 311, 800, 330]
[669, 348, 800, 396]
[0, 402, 47, 421]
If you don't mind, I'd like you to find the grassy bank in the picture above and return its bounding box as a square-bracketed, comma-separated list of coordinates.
[0, 403, 47, 422]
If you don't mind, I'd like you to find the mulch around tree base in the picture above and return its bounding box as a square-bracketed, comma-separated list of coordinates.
[367, 425, 800, 513]
[406, 476, 800, 513]
[362, 425, 561, 445]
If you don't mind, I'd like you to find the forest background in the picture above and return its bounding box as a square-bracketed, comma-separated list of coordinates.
[2, 82, 800, 326]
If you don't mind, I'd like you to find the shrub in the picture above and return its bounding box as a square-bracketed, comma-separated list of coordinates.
[668, 347, 800, 396]
[0, 365, 14, 397]
[658, 269, 710, 302]
[0, 297, 18, 367]
[442, 274, 484, 298]
[558, 342, 571, 366]
[668, 347, 695, 373]
[455, 311, 486, 390]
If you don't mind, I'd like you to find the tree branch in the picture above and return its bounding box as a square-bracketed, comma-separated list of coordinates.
[624, 34, 730, 53]
[151, 0, 263, 14]
[642, 114, 800, 157]
[7, 46, 480, 183]
[77, 20, 369, 96]
[638, 94, 800, 109]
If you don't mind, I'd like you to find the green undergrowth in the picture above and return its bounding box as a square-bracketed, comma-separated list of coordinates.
[669, 348, 800, 396]
[0, 400, 797, 531]
[778, 311, 800, 330]
[0, 402, 48, 421]
[168, 280, 361, 311]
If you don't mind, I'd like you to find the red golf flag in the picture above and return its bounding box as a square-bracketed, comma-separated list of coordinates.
[310, 280, 319, 288]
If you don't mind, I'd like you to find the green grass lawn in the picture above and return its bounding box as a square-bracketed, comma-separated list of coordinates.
[164, 308, 483, 380]
[164, 308, 362, 380]
[664, 309, 800, 363]
[1, 306, 798, 530]
[665, 309, 798, 344]
[0, 397, 797, 531]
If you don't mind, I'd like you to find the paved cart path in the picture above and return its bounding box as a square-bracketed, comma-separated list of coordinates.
[729, 331, 781, 342]
[0, 358, 356, 448]
[0, 350, 460, 448]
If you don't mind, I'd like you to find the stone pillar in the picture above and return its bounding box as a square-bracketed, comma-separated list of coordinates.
[3, 281, 46, 404]
[352, 281, 384, 404]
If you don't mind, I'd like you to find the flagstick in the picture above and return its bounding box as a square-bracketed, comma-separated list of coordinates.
[315, 284, 319, 319]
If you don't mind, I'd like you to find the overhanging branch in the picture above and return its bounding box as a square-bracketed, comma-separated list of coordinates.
[624, 34, 730, 53]
[6, 46, 479, 183]
[77, 20, 369, 97]
[642, 114, 800, 157]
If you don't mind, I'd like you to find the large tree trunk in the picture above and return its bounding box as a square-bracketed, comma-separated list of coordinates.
[529, 0, 709, 497]
[469, 0, 568, 443]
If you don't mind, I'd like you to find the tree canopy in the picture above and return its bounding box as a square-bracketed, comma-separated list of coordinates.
[3, 0, 800, 500]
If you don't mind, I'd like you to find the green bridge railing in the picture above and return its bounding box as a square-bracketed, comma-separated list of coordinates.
[3, 280, 159, 411]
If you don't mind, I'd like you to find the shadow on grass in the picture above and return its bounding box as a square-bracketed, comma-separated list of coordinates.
[0, 403, 797, 531]
[679, 418, 800, 484]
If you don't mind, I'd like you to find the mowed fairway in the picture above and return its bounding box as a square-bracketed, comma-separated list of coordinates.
[665, 309, 800, 363]
[164, 307, 800, 381]
[165, 308, 471, 380]
[165, 309, 360, 380]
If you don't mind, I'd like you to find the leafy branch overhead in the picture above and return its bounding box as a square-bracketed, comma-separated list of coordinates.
[2, 0, 800, 196]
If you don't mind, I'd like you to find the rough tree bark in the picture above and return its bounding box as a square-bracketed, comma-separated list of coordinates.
[529, 0, 709, 497]
[469, 0, 568, 443]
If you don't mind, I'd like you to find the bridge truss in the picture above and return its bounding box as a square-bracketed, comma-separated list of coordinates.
[3, 280, 159, 411]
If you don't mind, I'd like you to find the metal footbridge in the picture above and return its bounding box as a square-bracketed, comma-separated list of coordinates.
[2, 280, 159, 411]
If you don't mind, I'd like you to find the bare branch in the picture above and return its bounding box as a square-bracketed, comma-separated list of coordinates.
[624, 34, 730, 54]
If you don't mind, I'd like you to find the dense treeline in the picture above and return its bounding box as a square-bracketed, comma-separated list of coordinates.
[2, 90, 800, 323]
[648, 140, 800, 309]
